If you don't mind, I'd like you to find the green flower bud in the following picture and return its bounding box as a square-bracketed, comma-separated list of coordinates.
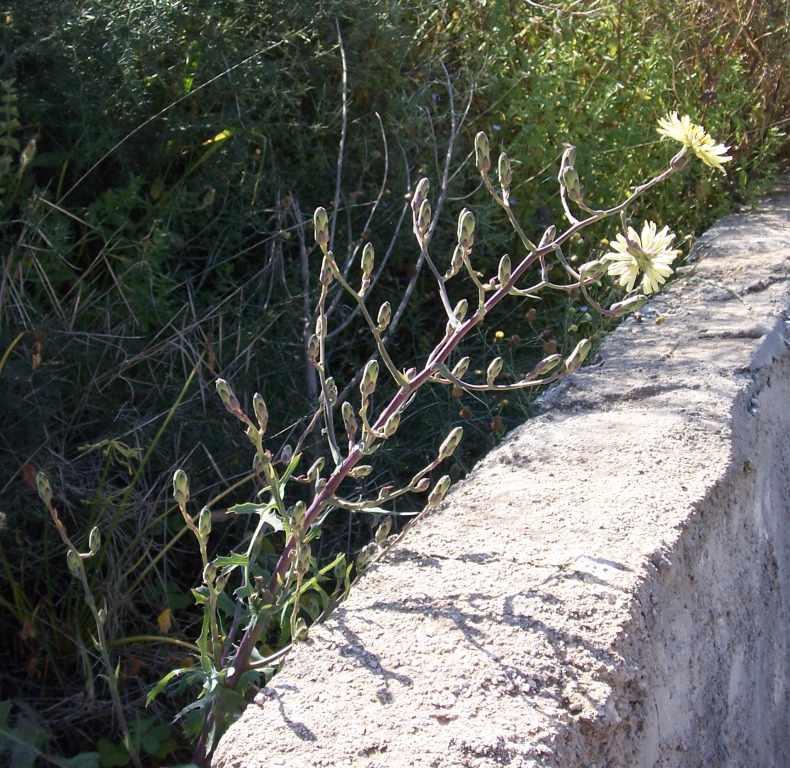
[377, 301, 391, 332]
[297, 544, 311, 576]
[560, 145, 576, 172]
[453, 298, 468, 322]
[173, 469, 190, 508]
[561, 166, 584, 203]
[564, 338, 592, 373]
[497, 254, 511, 287]
[253, 393, 269, 434]
[323, 377, 338, 407]
[313, 207, 329, 249]
[486, 356, 504, 383]
[98, 607, 107, 626]
[451, 356, 470, 379]
[417, 199, 432, 237]
[579, 260, 605, 283]
[528, 353, 562, 378]
[361, 243, 375, 280]
[342, 401, 358, 442]
[498, 152, 512, 190]
[413, 477, 431, 493]
[349, 464, 373, 479]
[474, 131, 491, 174]
[412, 178, 430, 213]
[457, 208, 475, 250]
[360, 359, 379, 397]
[198, 506, 212, 539]
[291, 500, 306, 529]
[610, 295, 649, 317]
[445, 244, 465, 278]
[427, 475, 451, 507]
[308, 334, 320, 365]
[216, 379, 243, 419]
[538, 225, 557, 249]
[382, 410, 401, 438]
[438, 426, 463, 460]
[36, 472, 52, 507]
[319, 255, 334, 286]
[203, 562, 217, 584]
[88, 526, 101, 555]
[66, 549, 81, 578]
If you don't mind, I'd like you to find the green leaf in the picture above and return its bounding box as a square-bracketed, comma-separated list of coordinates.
[226, 503, 284, 532]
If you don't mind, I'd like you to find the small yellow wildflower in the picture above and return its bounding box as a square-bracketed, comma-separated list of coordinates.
[494, 330, 505, 341]
[603, 221, 680, 295]
[657, 112, 733, 174]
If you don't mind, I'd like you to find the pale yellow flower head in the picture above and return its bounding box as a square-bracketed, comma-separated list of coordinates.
[657, 112, 732, 174]
[603, 221, 680, 295]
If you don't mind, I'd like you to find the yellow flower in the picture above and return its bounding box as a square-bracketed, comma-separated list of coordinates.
[603, 221, 680, 295]
[657, 112, 732, 173]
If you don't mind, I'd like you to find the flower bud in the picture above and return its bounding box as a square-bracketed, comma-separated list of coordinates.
[528, 353, 562, 378]
[451, 356, 470, 379]
[497, 254, 511, 286]
[314, 207, 329, 249]
[452, 298, 468, 323]
[413, 477, 431, 492]
[417, 199, 432, 237]
[361, 243, 375, 280]
[438, 426, 463, 460]
[445, 244, 465, 278]
[66, 549, 81, 578]
[382, 410, 401, 438]
[610, 295, 649, 317]
[411, 178, 430, 214]
[377, 301, 391, 332]
[579, 260, 605, 283]
[291, 500, 306, 529]
[349, 464, 373, 479]
[253, 393, 269, 434]
[216, 379, 244, 419]
[474, 131, 491, 173]
[342, 401, 358, 442]
[319, 255, 334, 286]
[560, 145, 576, 172]
[36, 472, 52, 507]
[561, 166, 583, 203]
[360, 359, 379, 397]
[297, 544, 311, 576]
[457, 208, 475, 250]
[98, 607, 107, 626]
[498, 152, 512, 190]
[198, 506, 212, 539]
[88, 526, 101, 555]
[564, 338, 592, 373]
[323, 377, 338, 407]
[486, 356, 504, 384]
[538, 225, 557, 249]
[427, 475, 451, 507]
[308, 334, 320, 365]
[173, 469, 190, 508]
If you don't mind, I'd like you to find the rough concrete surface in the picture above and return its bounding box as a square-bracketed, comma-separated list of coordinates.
[213, 187, 790, 768]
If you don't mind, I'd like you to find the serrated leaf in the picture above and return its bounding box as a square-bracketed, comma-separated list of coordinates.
[226, 504, 284, 532]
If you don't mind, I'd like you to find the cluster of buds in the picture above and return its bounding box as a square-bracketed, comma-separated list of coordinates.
[558, 146, 584, 204]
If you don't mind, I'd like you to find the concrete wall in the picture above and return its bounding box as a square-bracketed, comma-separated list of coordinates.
[213, 187, 790, 768]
